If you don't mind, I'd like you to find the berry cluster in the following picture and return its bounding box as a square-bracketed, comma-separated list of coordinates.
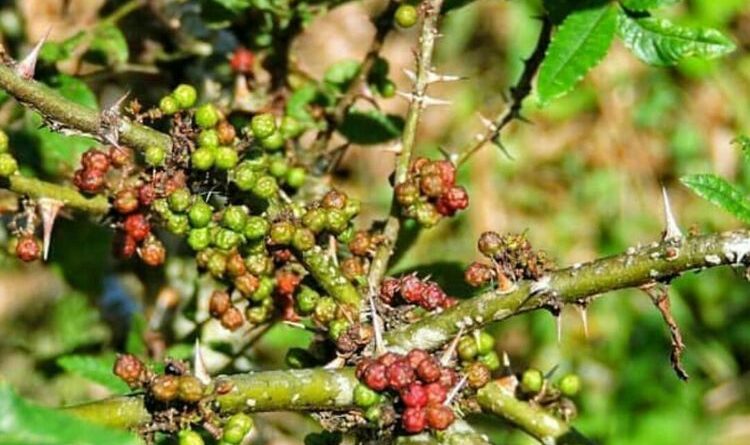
[354, 350, 458, 434]
[395, 158, 468, 227]
[465, 231, 552, 290]
[379, 274, 458, 311]
[0, 129, 18, 177]
[456, 331, 500, 377]
[113, 354, 205, 406]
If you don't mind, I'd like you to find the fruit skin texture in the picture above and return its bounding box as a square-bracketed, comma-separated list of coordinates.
[387, 360, 416, 390]
[465, 362, 491, 389]
[521, 368, 544, 393]
[353, 383, 380, 408]
[113, 353, 145, 388]
[178, 430, 205, 445]
[173, 84, 197, 109]
[425, 404, 455, 430]
[0, 153, 18, 176]
[150, 375, 179, 402]
[124, 213, 150, 241]
[251, 113, 277, 139]
[139, 237, 166, 266]
[145, 146, 166, 167]
[209, 290, 231, 317]
[400, 382, 428, 407]
[559, 374, 581, 397]
[221, 306, 245, 331]
[195, 104, 220, 129]
[395, 4, 419, 28]
[401, 407, 427, 434]
[363, 362, 389, 391]
[15, 235, 40, 262]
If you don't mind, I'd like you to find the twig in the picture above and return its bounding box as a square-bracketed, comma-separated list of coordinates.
[642, 283, 689, 380]
[1, 175, 109, 214]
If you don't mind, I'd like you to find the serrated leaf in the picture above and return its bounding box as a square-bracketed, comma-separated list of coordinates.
[57, 354, 130, 394]
[537, 2, 617, 104]
[681, 174, 750, 224]
[617, 11, 736, 66]
[0, 382, 141, 445]
[338, 109, 403, 145]
[621, 0, 681, 11]
[87, 25, 129, 66]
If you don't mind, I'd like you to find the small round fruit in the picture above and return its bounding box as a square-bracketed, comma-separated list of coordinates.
[401, 406, 426, 434]
[222, 425, 246, 445]
[250, 113, 276, 139]
[252, 175, 278, 199]
[246, 306, 269, 324]
[178, 430, 205, 445]
[167, 214, 190, 235]
[173, 84, 197, 109]
[260, 131, 285, 151]
[521, 368, 544, 393]
[195, 103, 220, 129]
[233, 164, 258, 191]
[222, 206, 248, 232]
[425, 404, 454, 431]
[328, 318, 350, 341]
[325, 209, 348, 234]
[150, 375, 179, 402]
[477, 351, 500, 371]
[280, 115, 303, 138]
[178, 375, 204, 403]
[220, 306, 245, 331]
[168, 188, 191, 213]
[313, 296, 337, 324]
[188, 228, 211, 251]
[0, 153, 18, 176]
[213, 228, 242, 250]
[559, 374, 581, 397]
[209, 290, 231, 317]
[295, 286, 320, 314]
[207, 251, 227, 277]
[353, 383, 380, 408]
[476, 331, 495, 354]
[145, 146, 166, 167]
[465, 362, 491, 389]
[215, 146, 239, 170]
[159, 95, 179, 115]
[457, 336, 478, 361]
[226, 413, 254, 434]
[395, 4, 418, 28]
[244, 216, 269, 240]
[270, 220, 295, 245]
[285, 167, 306, 189]
[113, 354, 145, 388]
[198, 129, 220, 148]
[188, 200, 213, 228]
[365, 404, 382, 423]
[292, 227, 316, 251]
[191, 147, 215, 170]
[302, 209, 327, 233]
[268, 158, 289, 178]
[379, 79, 396, 98]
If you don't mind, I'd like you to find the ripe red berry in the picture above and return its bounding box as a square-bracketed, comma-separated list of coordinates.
[410, 157, 429, 173]
[356, 358, 375, 379]
[138, 184, 156, 206]
[420, 282, 446, 310]
[114, 232, 137, 259]
[73, 168, 105, 193]
[387, 360, 416, 390]
[425, 404, 455, 430]
[123, 213, 150, 242]
[433, 160, 456, 188]
[230, 47, 255, 73]
[424, 382, 447, 405]
[363, 362, 388, 391]
[419, 173, 445, 198]
[443, 186, 468, 210]
[401, 407, 426, 434]
[108, 145, 133, 168]
[113, 354, 145, 388]
[406, 349, 430, 370]
[139, 237, 165, 266]
[81, 149, 110, 172]
[377, 352, 402, 367]
[15, 235, 40, 262]
[400, 275, 425, 304]
[276, 270, 301, 295]
[441, 297, 458, 308]
[400, 382, 428, 407]
[379, 278, 401, 304]
[416, 357, 441, 383]
[465, 261, 494, 287]
[221, 306, 245, 331]
[114, 188, 139, 214]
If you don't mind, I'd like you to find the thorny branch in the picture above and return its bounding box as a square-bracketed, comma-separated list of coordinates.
[642, 283, 689, 380]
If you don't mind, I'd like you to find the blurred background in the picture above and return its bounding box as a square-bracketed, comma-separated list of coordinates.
[1, 0, 750, 444]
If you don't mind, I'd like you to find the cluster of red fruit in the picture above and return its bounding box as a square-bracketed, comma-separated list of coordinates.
[395, 158, 468, 227]
[73, 146, 131, 194]
[356, 350, 457, 434]
[464, 231, 551, 289]
[380, 274, 457, 311]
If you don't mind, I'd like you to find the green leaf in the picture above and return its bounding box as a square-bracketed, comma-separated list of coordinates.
[57, 354, 130, 394]
[621, 0, 681, 11]
[323, 59, 361, 91]
[126, 313, 148, 356]
[286, 84, 321, 125]
[206, 0, 253, 13]
[681, 174, 750, 224]
[338, 109, 404, 145]
[87, 25, 129, 66]
[0, 382, 141, 445]
[537, 2, 617, 104]
[617, 11, 736, 66]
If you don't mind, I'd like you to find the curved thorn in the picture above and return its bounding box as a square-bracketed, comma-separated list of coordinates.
[193, 339, 211, 385]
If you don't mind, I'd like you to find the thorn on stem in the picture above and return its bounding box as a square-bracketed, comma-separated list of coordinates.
[16, 27, 51, 80]
[444, 374, 468, 406]
[193, 339, 211, 385]
[37, 198, 63, 261]
[642, 284, 689, 380]
[368, 287, 386, 356]
[576, 303, 589, 339]
[440, 325, 465, 366]
[661, 186, 683, 242]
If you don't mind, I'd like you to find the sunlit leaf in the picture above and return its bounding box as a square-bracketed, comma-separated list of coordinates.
[681, 174, 750, 224]
[57, 354, 130, 394]
[87, 25, 129, 66]
[621, 0, 681, 11]
[323, 60, 361, 91]
[338, 109, 403, 145]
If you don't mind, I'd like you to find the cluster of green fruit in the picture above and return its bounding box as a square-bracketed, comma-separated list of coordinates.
[0, 129, 18, 177]
[520, 368, 581, 398]
[177, 413, 254, 445]
[456, 330, 501, 372]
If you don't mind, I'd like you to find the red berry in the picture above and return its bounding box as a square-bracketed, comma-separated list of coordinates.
[416, 357, 441, 383]
[438, 368, 458, 389]
[401, 407, 426, 434]
[424, 382, 447, 405]
[363, 363, 388, 391]
[420, 282, 446, 310]
[108, 146, 133, 168]
[123, 213, 150, 242]
[73, 168, 105, 193]
[356, 358, 375, 379]
[113, 354, 145, 388]
[465, 261, 494, 287]
[377, 352, 402, 367]
[406, 349, 430, 370]
[444, 186, 468, 210]
[230, 47, 255, 73]
[276, 270, 301, 295]
[114, 188, 139, 214]
[435, 196, 456, 217]
[419, 173, 445, 198]
[209, 290, 231, 318]
[387, 360, 416, 390]
[433, 160, 456, 188]
[400, 275, 425, 304]
[138, 184, 156, 206]
[139, 237, 165, 266]
[81, 149, 110, 172]
[400, 382, 427, 407]
[114, 232, 137, 258]
[410, 157, 429, 173]
[221, 306, 244, 331]
[441, 297, 458, 308]
[425, 404, 455, 430]
[15, 235, 40, 262]
[379, 278, 401, 304]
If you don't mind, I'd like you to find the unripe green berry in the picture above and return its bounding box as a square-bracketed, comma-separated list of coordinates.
[314, 297, 337, 324]
[213, 228, 242, 250]
[168, 188, 192, 213]
[188, 228, 211, 251]
[244, 216, 270, 240]
[0, 130, 9, 152]
[395, 4, 418, 28]
[302, 209, 327, 233]
[145, 146, 166, 167]
[269, 158, 289, 178]
[222, 426, 246, 445]
[476, 331, 495, 355]
[215, 146, 239, 170]
[189, 200, 213, 228]
[292, 227, 316, 251]
[250, 113, 276, 139]
[260, 131, 285, 151]
[295, 286, 320, 314]
[226, 413, 254, 434]
[353, 383, 379, 408]
[365, 405, 382, 423]
[326, 209, 348, 234]
[280, 115, 303, 138]
[343, 198, 361, 219]
[379, 79, 396, 98]
[477, 351, 500, 371]
[245, 253, 272, 276]
[198, 129, 219, 148]
[416, 202, 441, 227]
[328, 318, 350, 341]
[233, 164, 258, 191]
[173, 84, 197, 109]
[152, 198, 171, 218]
[240, 155, 268, 171]
[222, 206, 248, 232]
[270, 220, 295, 245]
[457, 336, 478, 361]
[159, 95, 179, 115]
[191, 147, 215, 170]
[252, 175, 278, 199]
[195, 103, 220, 129]
[336, 226, 355, 244]
[285, 167, 306, 189]
[250, 275, 274, 301]
[179, 430, 205, 445]
[167, 214, 190, 235]
[521, 368, 544, 393]
[0, 153, 18, 176]
[207, 251, 227, 277]
[559, 374, 581, 397]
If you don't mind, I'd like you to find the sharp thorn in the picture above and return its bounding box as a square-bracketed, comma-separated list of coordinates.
[577, 305, 589, 339]
[478, 113, 498, 131]
[193, 339, 211, 385]
[556, 312, 563, 345]
[16, 27, 51, 80]
[493, 137, 515, 160]
[661, 186, 683, 241]
[402, 68, 417, 83]
[444, 374, 468, 406]
[426, 70, 465, 84]
[422, 95, 452, 107]
[440, 325, 465, 366]
[544, 364, 559, 379]
[37, 198, 62, 261]
[502, 351, 512, 373]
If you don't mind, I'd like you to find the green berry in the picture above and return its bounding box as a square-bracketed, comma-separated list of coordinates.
[295, 286, 320, 314]
[336, 226, 355, 244]
[250, 276, 275, 301]
[226, 413, 254, 434]
[559, 374, 581, 397]
[233, 164, 258, 191]
[314, 297, 337, 324]
[292, 227, 316, 251]
[270, 220, 295, 245]
[0, 153, 18, 176]
[280, 116, 303, 138]
[302, 209, 327, 233]
[521, 368, 544, 394]
[365, 405, 382, 423]
[240, 155, 268, 171]
[457, 336, 478, 361]
[285, 167, 306, 189]
[328, 318, 350, 341]
[159, 95, 179, 115]
[173, 84, 198, 109]
[379, 79, 396, 98]
[189, 200, 213, 228]
[145, 146, 166, 167]
[198, 129, 220, 148]
[167, 214, 190, 235]
[268, 158, 289, 178]
[325, 209, 348, 234]
[261, 131, 285, 151]
[188, 228, 211, 251]
[0, 129, 9, 152]
[191, 147, 215, 170]
[222, 426, 246, 445]
[215, 146, 239, 170]
[152, 198, 171, 218]
[252, 175, 278, 199]
[213, 228, 242, 250]
[477, 351, 500, 371]
[178, 430, 205, 445]
[416, 202, 441, 227]
[245, 253, 271, 276]
[250, 113, 276, 139]
[395, 4, 418, 28]
[343, 198, 361, 219]
[476, 331, 495, 355]
[246, 306, 269, 324]
[195, 103, 220, 129]
[207, 252, 227, 278]
[244, 216, 270, 240]
[353, 383, 380, 408]
[222, 206, 248, 232]
[168, 188, 192, 213]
